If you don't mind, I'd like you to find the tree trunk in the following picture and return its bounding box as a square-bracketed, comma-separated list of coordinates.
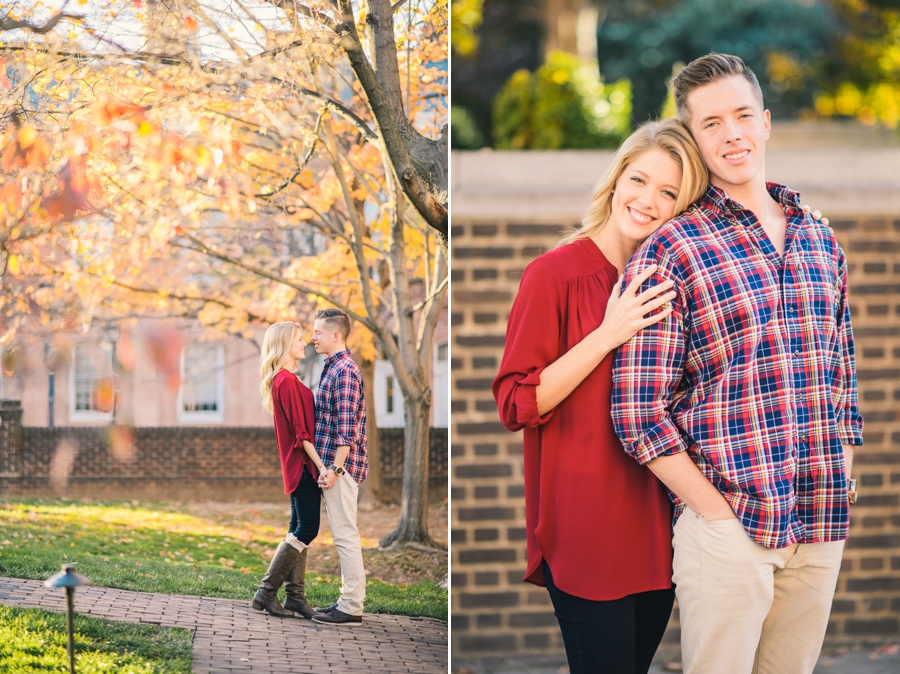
[357, 357, 387, 504]
[379, 394, 436, 547]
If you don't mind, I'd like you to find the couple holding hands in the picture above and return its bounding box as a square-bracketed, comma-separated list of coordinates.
[252, 308, 369, 626]
[495, 53, 863, 674]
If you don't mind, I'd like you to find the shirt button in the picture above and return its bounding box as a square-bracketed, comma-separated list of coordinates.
[794, 349, 801, 355]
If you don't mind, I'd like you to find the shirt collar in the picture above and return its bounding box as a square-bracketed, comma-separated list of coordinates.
[323, 349, 352, 368]
[699, 182, 802, 216]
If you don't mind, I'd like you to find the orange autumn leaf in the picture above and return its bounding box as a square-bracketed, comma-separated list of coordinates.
[92, 95, 146, 126]
[17, 126, 38, 149]
[0, 182, 20, 210]
[25, 137, 51, 168]
[143, 324, 183, 391]
[0, 58, 10, 91]
[93, 378, 116, 413]
[183, 15, 198, 33]
[1, 127, 51, 172]
[41, 157, 97, 222]
[107, 425, 138, 462]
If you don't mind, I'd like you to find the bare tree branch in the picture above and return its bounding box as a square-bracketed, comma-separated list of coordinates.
[332, 0, 447, 237]
[84, 274, 272, 324]
[0, 11, 83, 34]
[170, 230, 374, 330]
[254, 113, 322, 198]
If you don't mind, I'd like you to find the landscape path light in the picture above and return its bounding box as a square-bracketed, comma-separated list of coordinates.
[44, 563, 92, 674]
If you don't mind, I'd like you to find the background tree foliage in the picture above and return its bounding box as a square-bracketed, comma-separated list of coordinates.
[492, 50, 630, 149]
[451, 0, 900, 149]
[449, 0, 543, 149]
[0, 0, 447, 547]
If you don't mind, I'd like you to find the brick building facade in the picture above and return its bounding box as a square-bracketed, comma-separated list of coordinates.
[450, 142, 900, 667]
[0, 400, 448, 502]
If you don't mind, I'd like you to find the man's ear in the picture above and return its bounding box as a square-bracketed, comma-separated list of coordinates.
[763, 108, 771, 141]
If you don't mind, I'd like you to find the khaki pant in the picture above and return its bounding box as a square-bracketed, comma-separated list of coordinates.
[672, 507, 844, 674]
[322, 475, 366, 616]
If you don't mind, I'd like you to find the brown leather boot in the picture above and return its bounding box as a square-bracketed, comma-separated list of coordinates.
[283, 547, 315, 618]
[251, 542, 300, 618]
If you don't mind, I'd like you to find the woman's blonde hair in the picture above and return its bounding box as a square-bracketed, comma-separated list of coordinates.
[557, 119, 708, 248]
[260, 321, 302, 413]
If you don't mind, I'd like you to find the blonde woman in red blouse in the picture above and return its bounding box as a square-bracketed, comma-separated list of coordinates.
[494, 119, 708, 673]
[252, 322, 327, 619]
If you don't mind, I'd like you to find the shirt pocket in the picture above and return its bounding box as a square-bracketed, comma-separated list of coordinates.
[793, 251, 839, 350]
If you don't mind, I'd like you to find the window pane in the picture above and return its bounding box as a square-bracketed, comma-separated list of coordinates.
[182, 344, 220, 412]
[73, 343, 113, 413]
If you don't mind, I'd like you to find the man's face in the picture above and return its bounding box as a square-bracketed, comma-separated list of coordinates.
[685, 75, 770, 192]
[311, 319, 335, 356]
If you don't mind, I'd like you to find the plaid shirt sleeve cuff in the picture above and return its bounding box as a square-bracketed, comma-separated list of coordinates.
[512, 367, 555, 428]
[837, 414, 864, 446]
[621, 418, 688, 465]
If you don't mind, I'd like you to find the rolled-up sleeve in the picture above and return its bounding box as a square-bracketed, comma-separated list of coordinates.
[492, 256, 562, 431]
[834, 247, 864, 446]
[612, 242, 689, 465]
[276, 378, 314, 444]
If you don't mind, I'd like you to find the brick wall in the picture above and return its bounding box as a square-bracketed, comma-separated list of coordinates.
[450, 215, 900, 664]
[0, 409, 448, 503]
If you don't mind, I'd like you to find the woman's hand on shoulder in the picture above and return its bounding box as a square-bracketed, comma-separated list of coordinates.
[600, 265, 676, 349]
[802, 204, 829, 227]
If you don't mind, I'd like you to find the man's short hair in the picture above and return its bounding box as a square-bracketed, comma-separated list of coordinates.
[316, 308, 351, 341]
[673, 53, 764, 125]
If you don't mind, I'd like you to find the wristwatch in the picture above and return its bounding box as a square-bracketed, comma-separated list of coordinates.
[330, 465, 345, 477]
[848, 478, 858, 505]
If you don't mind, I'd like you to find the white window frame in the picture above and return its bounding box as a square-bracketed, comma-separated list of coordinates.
[69, 342, 114, 423]
[177, 342, 224, 424]
[374, 359, 405, 428]
[432, 341, 449, 428]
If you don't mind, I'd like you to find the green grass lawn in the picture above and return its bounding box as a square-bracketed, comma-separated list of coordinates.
[0, 499, 446, 621]
[0, 604, 192, 673]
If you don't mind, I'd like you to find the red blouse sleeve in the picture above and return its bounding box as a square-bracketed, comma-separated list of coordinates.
[492, 255, 563, 431]
[274, 375, 314, 445]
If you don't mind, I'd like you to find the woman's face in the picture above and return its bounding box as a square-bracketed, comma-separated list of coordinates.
[288, 329, 306, 362]
[607, 147, 684, 246]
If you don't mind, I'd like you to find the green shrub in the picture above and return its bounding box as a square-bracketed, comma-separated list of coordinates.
[492, 51, 632, 150]
[451, 105, 486, 149]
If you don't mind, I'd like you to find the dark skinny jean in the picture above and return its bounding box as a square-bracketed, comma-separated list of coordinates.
[543, 561, 675, 674]
[287, 468, 321, 545]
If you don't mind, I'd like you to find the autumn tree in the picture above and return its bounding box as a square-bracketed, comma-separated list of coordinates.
[0, 0, 447, 547]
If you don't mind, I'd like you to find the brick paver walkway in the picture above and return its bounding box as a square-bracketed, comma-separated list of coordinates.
[0, 576, 447, 673]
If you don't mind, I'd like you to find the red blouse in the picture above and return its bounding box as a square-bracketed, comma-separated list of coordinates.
[272, 369, 318, 494]
[493, 239, 674, 601]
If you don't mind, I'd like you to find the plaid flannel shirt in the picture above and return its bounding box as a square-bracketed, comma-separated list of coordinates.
[314, 350, 368, 483]
[612, 183, 864, 549]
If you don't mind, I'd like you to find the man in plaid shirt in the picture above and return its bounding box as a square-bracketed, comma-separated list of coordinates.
[612, 54, 863, 674]
[310, 308, 368, 625]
